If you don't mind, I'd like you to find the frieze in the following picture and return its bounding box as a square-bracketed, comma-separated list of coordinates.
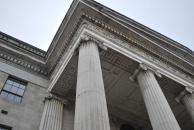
[47, 12, 194, 86]
[49, 12, 194, 79]
[0, 51, 48, 76]
[100, 49, 138, 74]
[82, 21, 194, 84]
[81, 14, 194, 76]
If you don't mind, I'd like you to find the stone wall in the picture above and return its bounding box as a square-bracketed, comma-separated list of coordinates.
[0, 70, 47, 130]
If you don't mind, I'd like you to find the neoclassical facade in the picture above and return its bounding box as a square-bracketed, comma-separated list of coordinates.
[0, 0, 194, 130]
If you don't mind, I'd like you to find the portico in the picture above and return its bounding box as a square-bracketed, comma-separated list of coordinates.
[39, 33, 194, 130]
[38, 0, 194, 130]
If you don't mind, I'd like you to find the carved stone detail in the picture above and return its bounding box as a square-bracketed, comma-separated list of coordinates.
[129, 64, 162, 82]
[0, 32, 46, 57]
[44, 93, 68, 105]
[80, 32, 107, 50]
[0, 51, 48, 76]
[81, 13, 194, 77]
[81, 20, 194, 84]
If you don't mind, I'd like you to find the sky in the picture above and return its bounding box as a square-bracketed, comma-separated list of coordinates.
[0, 0, 194, 51]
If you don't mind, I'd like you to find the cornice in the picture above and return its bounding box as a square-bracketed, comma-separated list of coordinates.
[0, 50, 48, 76]
[45, 0, 80, 60]
[82, 0, 194, 60]
[48, 11, 194, 79]
[86, 23, 194, 84]
[0, 32, 48, 76]
[81, 14, 194, 76]
[49, 22, 194, 94]
[0, 32, 46, 58]
[45, 14, 85, 75]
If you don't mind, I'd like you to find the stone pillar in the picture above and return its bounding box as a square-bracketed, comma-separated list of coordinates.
[137, 69, 181, 130]
[39, 95, 64, 130]
[182, 93, 194, 123]
[176, 90, 194, 123]
[74, 40, 110, 130]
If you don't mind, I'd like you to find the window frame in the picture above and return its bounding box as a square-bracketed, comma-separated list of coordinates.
[0, 76, 27, 103]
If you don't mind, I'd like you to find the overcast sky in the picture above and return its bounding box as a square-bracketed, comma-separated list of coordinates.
[0, 0, 194, 51]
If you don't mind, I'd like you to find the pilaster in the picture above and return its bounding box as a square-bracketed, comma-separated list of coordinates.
[39, 94, 67, 130]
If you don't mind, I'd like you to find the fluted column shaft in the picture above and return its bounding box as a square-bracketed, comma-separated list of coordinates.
[137, 70, 181, 130]
[182, 93, 194, 123]
[39, 98, 63, 130]
[74, 41, 110, 130]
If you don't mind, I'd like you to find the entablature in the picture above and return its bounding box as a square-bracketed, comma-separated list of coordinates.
[0, 32, 46, 58]
[0, 32, 48, 77]
[48, 22, 194, 94]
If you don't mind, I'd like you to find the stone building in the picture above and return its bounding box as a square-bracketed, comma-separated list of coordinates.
[0, 0, 194, 130]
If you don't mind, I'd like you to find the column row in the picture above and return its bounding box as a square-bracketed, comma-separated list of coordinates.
[39, 39, 194, 130]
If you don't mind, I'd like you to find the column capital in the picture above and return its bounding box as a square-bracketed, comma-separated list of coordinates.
[175, 87, 194, 103]
[129, 63, 162, 82]
[44, 93, 68, 105]
[79, 33, 108, 50]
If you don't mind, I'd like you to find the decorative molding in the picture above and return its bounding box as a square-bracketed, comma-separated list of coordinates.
[100, 49, 137, 73]
[0, 32, 46, 57]
[0, 51, 48, 76]
[46, 14, 84, 75]
[49, 14, 194, 94]
[44, 93, 69, 105]
[80, 19, 194, 83]
[129, 63, 162, 82]
[80, 14, 194, 77]
[79, 32, 108, 50]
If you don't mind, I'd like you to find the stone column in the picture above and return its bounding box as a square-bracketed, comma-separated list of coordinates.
[74, 40, 110, 130]
[182, 93, 194, 123]
[137, 69, 181, 130]
[39, 95, 64, 130]
[176, 90, 194, 123]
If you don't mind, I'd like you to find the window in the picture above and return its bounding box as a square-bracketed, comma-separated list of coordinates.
[0, 77, 27, 103]
[0, 124, 11, 130]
